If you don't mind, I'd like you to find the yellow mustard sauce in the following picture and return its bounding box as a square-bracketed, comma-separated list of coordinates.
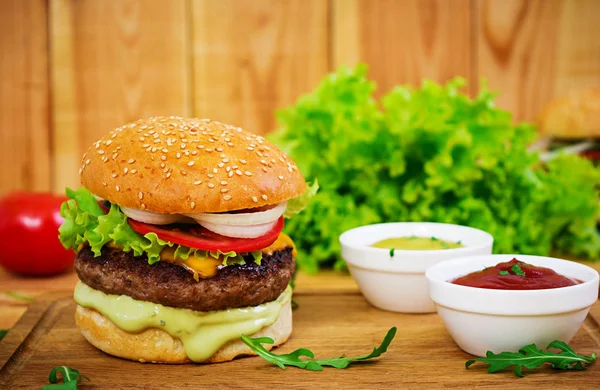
[371, 236, 463, 250]
[74, 282, 292, 362]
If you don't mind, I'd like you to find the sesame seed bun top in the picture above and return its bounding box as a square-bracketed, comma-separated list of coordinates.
[538, 87, 600, 139]
[79, 116, 307, 214]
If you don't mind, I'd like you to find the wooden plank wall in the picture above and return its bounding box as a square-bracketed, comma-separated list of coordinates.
[1, 0, 599, 195]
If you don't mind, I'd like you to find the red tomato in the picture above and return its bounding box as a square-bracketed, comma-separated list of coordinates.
[128, 217, 284, 253]
[0, 192, 74, 275]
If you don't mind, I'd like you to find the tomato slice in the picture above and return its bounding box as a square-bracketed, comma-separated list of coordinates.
[127, 216, 284, 253]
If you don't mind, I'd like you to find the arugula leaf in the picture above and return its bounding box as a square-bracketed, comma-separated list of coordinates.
[0, 329, 7, 341]
[466, 340, 596, 377]
[389, 248, 395, 257]
[511, 264, 526, 276]
[43, 366, 90, 389]
[241, 327, 396, 371]
[5, 291, 35, 302]
[58, 187, 261, 267]
[272, 65, 600, 272]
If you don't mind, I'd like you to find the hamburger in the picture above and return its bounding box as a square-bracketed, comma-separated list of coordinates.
[536, 87, 600, 163]
[58, 116, 316, 363]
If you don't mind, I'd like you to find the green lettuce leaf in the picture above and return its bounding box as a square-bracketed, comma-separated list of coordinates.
[272, 65, 600, 272]
[284, 180, 319, 218]
[58, 188, 262, 266]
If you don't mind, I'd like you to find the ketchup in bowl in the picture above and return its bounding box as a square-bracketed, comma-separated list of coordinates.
[451, 258, 581, 290]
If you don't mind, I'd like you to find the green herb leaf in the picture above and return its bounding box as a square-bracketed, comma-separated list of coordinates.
[511, 264, 526, 276]
[499, 271, 510, 276]
[466, 340, 596, 377]
[0, 329, 7, 341]
[5, 291, 35, 302]
[389, 248, 395, 257]
[43, 366, 90, 389]
[241, 327, 396, 371]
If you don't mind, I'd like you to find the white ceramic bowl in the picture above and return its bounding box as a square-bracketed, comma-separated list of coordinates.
[426, 254, 600, 357]
[339, 222, 494, 313]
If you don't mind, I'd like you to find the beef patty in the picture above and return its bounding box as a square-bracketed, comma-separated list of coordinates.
[74, 246, 294, 312]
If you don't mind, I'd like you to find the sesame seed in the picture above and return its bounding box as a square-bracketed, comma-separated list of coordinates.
[227, 142, 233, 147]
[240, 159, 247, 164]
[221, 181, 228, 185]
[278, 175, 284, 180]
[262, 194, 268, 200]
[190, 201, 196, 209]
[228, 171, 234, 177]
[176, 153, 181, 159]
[85, 159, 91, 165]
[260, 159, 266, 164]
[102, 180, 107, 187]
[111, 173, 118, 178]
[288, 167, 293, 172]
[262, 167, 268, 172]
[188, 161, 195, 166]
[194, 180, 202, 185]
[244, 171, 252, 176]
[226, 166, 231, 172]
[98, 150, 105, 155]
[140, 137, 145, 141]
[162, 148, 168, 153]
[223, 195, 232, 201]
[128, 158, 136, 164]
[247, 147, 254, 151]
[163, 167, 169, 173]
[252, 196, 258, 203]
[102, 156, 108, 162]
[192, 150, 197, 155]
[106, 140, 112, 146]
[161, 156, 166, 161]
[213, 168, 218, 173]
[236, 170, 243, 176]
[218, 162, 224, 168]
[166, 172, 172, 178]
[151, 147, 157, 152]
[220, 154, 226, 158]
[181, 170, 187, 176]
[112, 153, 118, 159]
[221, 188, 228, 193]
[216, 147, 223, 152]
[131, 169, 137, 174]
[208, 183, 215, 188]
[153, 139, 160, 144]
[141, 203, 146, 210]
[124, 167, 129, 174]
[197, 145, 204, 149]
[138, 192, 143, 199]
[180, 144, 186, 149]
[223, 157, 229, 163]
[116, 185, 120, 192]
[206, 148, 213, 152]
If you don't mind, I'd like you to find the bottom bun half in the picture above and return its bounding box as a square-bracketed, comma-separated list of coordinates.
[75, 301, 292, 364]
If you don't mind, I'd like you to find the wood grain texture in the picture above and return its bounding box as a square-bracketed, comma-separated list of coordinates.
[0, 0, 50, 195]
[50, 0, 191, 192]
[191, 0, 329, 134]
[333, 0, 472, 95]
[476, 0, 600, 124]
[1, 294, 599, 389]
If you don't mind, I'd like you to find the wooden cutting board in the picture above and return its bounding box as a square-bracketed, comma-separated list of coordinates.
[1, 292, 599, 389]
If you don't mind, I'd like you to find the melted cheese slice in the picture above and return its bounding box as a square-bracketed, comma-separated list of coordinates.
[161, 232, 296, 279]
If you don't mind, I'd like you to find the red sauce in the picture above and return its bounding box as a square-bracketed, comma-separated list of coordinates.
[451, 258, 581, 290]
